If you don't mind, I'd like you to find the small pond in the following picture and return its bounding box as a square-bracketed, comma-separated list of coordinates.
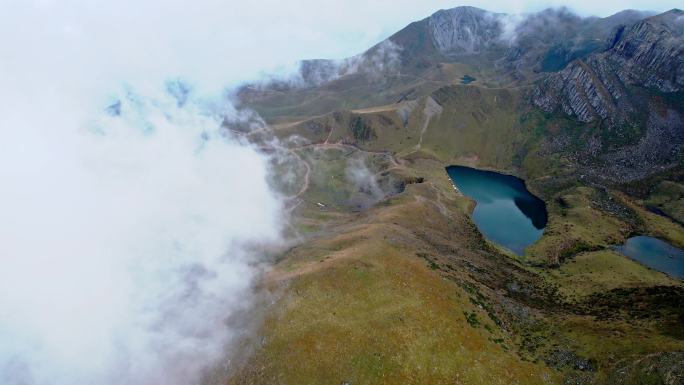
[446, 165, 547, 255]
[614, 236, 684, 279]
[460, 74, 477, 84]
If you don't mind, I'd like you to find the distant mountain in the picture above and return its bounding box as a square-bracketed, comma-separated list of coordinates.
[250, 6, 659, 88]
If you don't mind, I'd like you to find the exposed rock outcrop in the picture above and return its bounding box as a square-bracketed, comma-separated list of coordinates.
[610, 10, 684, 92]
[528, 10, 684, 182]
[532, 9, 684, 124]
[598, 108, 684, 182]
[428, 6, 503, 55]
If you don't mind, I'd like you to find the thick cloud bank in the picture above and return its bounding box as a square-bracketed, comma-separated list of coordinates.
[0, 3, 286, 385]
[0, 83, 284, 385]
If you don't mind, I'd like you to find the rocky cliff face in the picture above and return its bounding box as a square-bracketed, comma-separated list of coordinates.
[529, 10, 684, 182]
[610, 10, 684, 92]
[532, 58, 632, 123]
[532, 9, 684, 124]
[427, 6, 503, 55]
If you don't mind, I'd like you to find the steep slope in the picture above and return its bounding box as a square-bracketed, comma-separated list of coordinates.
[533, 9, 684, 122]
[428, 6, 504, 55]
[531, 9, 684, 182]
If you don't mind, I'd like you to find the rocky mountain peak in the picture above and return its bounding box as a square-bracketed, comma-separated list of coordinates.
[427, 6, 503, 55]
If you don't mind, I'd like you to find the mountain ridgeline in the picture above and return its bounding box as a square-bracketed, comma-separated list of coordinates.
[240, 6, 684, 185]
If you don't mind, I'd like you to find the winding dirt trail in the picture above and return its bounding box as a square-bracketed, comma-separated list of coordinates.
[285, 149, 311, 202]
[284, 140, 403, 208]
[323, 125, 335, 144]
[229, 122, 403, 210]
[413, 96, 443, 151]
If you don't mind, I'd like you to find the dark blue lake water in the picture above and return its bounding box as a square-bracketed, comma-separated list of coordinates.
[446, 166, 547, 255]
[614, 236, 684, 279]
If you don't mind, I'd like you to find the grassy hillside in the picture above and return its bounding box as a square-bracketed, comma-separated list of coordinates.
[220, 133, 684, 384]
[230, 21, 684, 381]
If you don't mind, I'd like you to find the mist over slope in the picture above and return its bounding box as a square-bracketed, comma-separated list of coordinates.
[0, 2, 293, 385]
[1, 85, 286, 385]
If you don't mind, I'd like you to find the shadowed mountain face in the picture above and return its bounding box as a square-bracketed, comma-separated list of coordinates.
[533, 9, 684, 122]
[530, 9, 684, 182]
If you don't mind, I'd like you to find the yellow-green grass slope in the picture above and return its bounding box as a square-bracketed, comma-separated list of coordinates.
[226, 149, 683, 385]
[232, 81, 684, 384]
[228, 181, 559, 385]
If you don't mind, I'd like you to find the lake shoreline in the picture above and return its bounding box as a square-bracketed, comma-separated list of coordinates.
[446, 165, 548, 255]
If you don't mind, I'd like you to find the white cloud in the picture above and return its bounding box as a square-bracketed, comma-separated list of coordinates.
[0, 79, 285, 385]
[0, 2, 290, 385]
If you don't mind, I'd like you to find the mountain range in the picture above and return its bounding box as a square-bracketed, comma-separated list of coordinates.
[220, 6, 684, 385]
